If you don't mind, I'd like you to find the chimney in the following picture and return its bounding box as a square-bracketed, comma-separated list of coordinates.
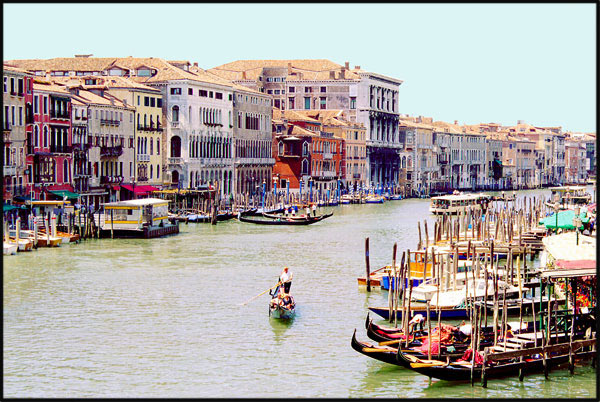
[329, 71, 335, 79]
[287, 62, 293, 75]
[454, 120, 458, 125]
[354, 65, 361, 70]
[242, 71, 247, 80]
[344, 61, 349, 70]
[193, 62, 198, 67]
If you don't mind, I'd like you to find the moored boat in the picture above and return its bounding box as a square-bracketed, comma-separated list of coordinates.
[3, 241, 18, 255]
[238, 211, 333, 225]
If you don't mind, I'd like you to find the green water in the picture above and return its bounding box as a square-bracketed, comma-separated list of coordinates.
[3, 188, 596, 398]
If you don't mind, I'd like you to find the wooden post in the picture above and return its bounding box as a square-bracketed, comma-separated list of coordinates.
[365, 237, 371, 292]
[389, 242, 397, 323]
[426, 301, 432, 360]
[110, 209, 114, 239]
[424, 220, 429, 249]
[481, 347, 488, 387]
[417, 221, 422, 250]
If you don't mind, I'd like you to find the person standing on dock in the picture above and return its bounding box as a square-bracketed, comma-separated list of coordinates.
[280, 266, 293, 293]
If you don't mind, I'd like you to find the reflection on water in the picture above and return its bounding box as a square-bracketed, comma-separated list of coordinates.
[3, 187, 596, 398]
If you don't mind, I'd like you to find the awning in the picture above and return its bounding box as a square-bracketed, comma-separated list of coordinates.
[111, 185, 121, 191]
[539, 209, 589, 230]
[555, 260, 596, 270]
[13, 195, 35, 202]
[3, 204, 25, 212]
[49, 190, 81, 200]
[121, 184, 160, 194]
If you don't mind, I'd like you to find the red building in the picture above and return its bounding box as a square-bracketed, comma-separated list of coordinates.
[271, 110, 344, 198]
[26, 79, 74, 200]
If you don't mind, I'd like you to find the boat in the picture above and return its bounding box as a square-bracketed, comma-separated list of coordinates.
[37, 228, 79, 243]
[3, 241, 18, 255]
[388, 194, 403, 201]
[269, 289, 296, 319]
[97, 198, 180, 238]
[18, 229, 62, 247]
[238, 211, 333, 225]
[247, 206, 286, 216]
[429, 193, 493, 215]
[7, 237, 33, 251]
[546, 186, 592, 210]
[396, 337, 596, 382]
[365, 195, 385, 204]
[429, 278, 520, 309]
[368, 304, 471, 321]
[194, 211, 236, 223]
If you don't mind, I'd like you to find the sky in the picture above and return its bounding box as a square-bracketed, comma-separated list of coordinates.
[3, 3, 596, 132]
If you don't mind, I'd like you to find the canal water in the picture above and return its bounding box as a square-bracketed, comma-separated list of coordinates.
[3, 187, 596, 398]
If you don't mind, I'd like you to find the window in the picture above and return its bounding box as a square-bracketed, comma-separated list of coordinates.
[150, 164, 153, 179]
[228, 94, 232, 101]
[302, 142, 309, 156]
[34, 96, 39, 114]
[320, 86, 326, 93]
[157, 98, 162, 108]
[209, 91, 213, 98]
[289, 97, 295, 109]
[172, 105, 179, 122]
[157, 139, 160, 155]
[350, 97, 356, 109]
[320, 97, 326, 110]
[43, 97, 48, 114]
[3, 77, 6, 93]
[18, 107, 23, 125]
[18, 79, 24, 95]
[267, 90, 273, 94]
[215, 92, 223, 100]
[199, 90, 207, 97]
[304, 97, 311, 110]
[63, 160, 69, 183]
[43, 126, 48, 147]
[278, 141, 284, 155]
[305, 87, 312, 93]
[144, 96, 150, 106]
[137, 96, 140, 105]
[274, 90, 280, 95]
[157, 164, 160, 179]
[302, 159, 309, 175]
[170, 88, 182, 95]
[289, 86, 295, 93]
[137, 68, 152, 77]
[150, 97, 155, 107]
[188, 88, 193, 95]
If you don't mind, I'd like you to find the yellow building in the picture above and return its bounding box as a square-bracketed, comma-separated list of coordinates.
[104, 76, 164, 186]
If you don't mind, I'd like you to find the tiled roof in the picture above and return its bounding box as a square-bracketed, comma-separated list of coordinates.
[290, 125, 318, 137]
[72, 89, 132, 109]
[208, 59, 361, 81]
[32, 81, 70, 94]
[7, 57, 117, 72]
[281, 110, 321, 124]
[3, 63, 33, 75]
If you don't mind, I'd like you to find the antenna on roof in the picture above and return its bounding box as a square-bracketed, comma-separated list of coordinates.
[75, 54, 93, 58]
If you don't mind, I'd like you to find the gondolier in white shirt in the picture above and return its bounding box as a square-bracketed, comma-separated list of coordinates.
[280, 266, 293, 293]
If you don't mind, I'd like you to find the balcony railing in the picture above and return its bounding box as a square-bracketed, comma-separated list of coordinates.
[168, 157, 183, 164]
[138, 154, 150, 162]
[137, 176, 149, 182]
[100, 145, 123, 157]
[49, 145, 73, 154]
[3, 165, 16, 176]
[323, 152, 333, 160]
[100, 175, 124, 184]
[100, 119, 121, 126]
[50, 110, 70, 119]
[137, 124, 163, 132]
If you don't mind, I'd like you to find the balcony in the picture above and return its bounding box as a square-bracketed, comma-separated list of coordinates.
[100, 119, 121, 126]
[323, 152, 333, 160]
[100, 145, 123, 157]
[50, 110, 70, 119]
[138, 154, 150, 162]
[3, 164, 16, 176]
[100, 175, 123, 184]
[168, 157, 183, 165]
[137, 124, 163, 132]
[137, 176, 149, 182]
[49, 145, 73, 154]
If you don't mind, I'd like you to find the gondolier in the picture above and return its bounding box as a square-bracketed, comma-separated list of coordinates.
[280, 266, 293, 293]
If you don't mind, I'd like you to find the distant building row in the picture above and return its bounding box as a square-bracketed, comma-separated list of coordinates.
[3, 56, 595, 207]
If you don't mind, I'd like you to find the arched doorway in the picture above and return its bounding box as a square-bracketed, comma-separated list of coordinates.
[171, 170, 180, 185]
[171, 136, 181, 157]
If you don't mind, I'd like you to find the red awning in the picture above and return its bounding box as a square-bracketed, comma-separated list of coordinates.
[111, 185, 121, 191]
[121, 184, 159, 194]
[555, 260, 597, 270]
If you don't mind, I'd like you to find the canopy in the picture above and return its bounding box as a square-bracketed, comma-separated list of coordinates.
[3, 204, 24, 212]
[121, 184, 159, 195]
[49, 190, 81, 200]
[539, 209, 589, 230]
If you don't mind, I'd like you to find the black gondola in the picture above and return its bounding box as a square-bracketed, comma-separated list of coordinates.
[237, 211, 333, 225]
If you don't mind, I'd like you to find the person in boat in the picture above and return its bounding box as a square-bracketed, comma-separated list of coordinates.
[312, 203, 317, 217]
[280, 266, 293, 293]
[408, 314, 425, 333]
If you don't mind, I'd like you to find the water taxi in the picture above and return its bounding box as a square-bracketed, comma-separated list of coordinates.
[97, 198, 179, 238]
[429, 192, 492, 215]
[547, 186, 592, 209]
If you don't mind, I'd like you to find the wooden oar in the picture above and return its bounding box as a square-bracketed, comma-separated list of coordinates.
[239, 282, 282, 306]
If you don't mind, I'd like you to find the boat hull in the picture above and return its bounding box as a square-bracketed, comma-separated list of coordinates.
[368, 306, 470, 321]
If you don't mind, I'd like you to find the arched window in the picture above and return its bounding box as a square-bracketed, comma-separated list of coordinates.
[43, 126, 48, 148]
[156, 164, 160, 179]
[157, 139, 160, 155]
[302, 141, 309, 156]
[150, 164, 153, 179]
[172, 105, 179, 122]
[302, 159, 309, 175]
[170, 136, 181, 157]
[63, 160, 69, 183]
[171, 170, 179, 184]
[34, 126, 39, 147]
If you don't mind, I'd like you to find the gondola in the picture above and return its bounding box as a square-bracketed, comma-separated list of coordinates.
[262, 212, 314, 220]
[395, 345, 585, 382]
[351, 330, 465, 368]
[194, 211, 236, 223]
[246, 206, 285, 216]
[238, 211, 333, 225]
[269, 293, 296, 319]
